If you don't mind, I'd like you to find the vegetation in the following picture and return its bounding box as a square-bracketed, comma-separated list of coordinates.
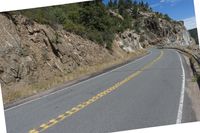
[155, 12, 172, 21]
[19, 0, 168, 49]
[189, 28, 199, 44]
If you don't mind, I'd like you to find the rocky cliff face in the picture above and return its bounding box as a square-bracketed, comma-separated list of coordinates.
[143, 16, 194, 46]
[116, 11, 195, 52]
[0, 13, 124, 89]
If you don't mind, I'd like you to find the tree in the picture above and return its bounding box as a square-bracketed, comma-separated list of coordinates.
[118, 0, 126, 16]
[125, 0, 133, 8]
[113, 0, 118, 7]
[108, 0, 114, 7]
[133, 0, 138, 5]
[131, 6, 139, 18]
[139, 1, 144, 7]
[144, 2, 149, 9]
[164, 14, 171, 21]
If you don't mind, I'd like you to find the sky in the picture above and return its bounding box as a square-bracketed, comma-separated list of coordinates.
[104, 0, 197, 30]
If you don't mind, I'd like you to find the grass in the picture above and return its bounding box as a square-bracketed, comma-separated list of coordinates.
[3, 49, 147, 104]
[192, 76, 197, 82]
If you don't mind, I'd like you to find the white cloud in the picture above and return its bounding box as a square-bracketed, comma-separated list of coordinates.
[151, 0, 181, 8]
[160, 0, 181, 3]
[183, 16, 197, 30]
[150, 3, 161, 8]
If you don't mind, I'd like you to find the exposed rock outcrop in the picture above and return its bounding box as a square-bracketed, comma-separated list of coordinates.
[108, 9, 124, 20]
[117, 30, 143, 53]
[115, 10, 195, 52]
[0, 14, 119, 88]
[144, 17, 194, 46]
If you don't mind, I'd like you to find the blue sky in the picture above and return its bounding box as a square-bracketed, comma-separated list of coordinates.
[104, 0, 197, 29]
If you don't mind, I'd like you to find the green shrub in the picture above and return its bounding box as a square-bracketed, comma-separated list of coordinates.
[64, 20, 85, 35]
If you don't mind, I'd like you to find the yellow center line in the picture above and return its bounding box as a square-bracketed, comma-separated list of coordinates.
[29, 51, 164, 133]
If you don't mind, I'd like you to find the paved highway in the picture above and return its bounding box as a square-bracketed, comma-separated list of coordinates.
[4, 49, 196, 133]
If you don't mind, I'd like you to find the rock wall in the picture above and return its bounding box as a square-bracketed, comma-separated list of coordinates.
[113, 11, 195, 53]
[0, 13, 123, 88]
[116, 30, 144, 53]
[143, 15, 195, 46]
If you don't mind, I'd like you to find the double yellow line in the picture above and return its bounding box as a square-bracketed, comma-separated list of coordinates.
[29, 51, 163, 133]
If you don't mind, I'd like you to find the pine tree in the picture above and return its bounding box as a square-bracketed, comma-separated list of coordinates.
[139, 1, 144, 7]
[133, 0, 137, 6]
[113, 0, 118, 7]
[145, 2, 149, 9]
[108, 0, 114, 7]
[118, 0, 126, 16]
[125, 0, 133, 8]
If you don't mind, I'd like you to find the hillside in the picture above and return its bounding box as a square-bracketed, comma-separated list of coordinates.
[0, 0, 195, 104]
[189, 28, 199, 44]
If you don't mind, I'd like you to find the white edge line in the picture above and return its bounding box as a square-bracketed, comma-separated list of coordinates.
[176, 51, 186, 124]
[5, 51, 153, 112]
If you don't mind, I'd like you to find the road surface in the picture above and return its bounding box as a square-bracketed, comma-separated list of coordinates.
[4, 49, 196, 133]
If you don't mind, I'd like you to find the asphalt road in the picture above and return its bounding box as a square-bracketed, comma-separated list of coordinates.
[4, 49, 196, 133]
